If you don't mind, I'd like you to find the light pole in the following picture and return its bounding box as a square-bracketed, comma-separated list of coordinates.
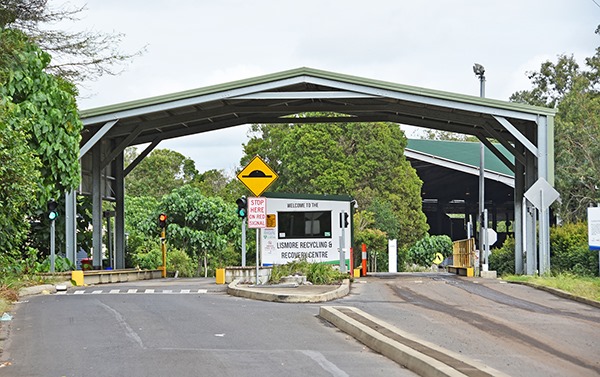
[473, 63, 488, 271]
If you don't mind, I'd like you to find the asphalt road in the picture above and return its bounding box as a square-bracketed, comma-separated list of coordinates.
[1, 280, 413, 377]
[3, 274, 599, 377]
[338, 273, 600, 377]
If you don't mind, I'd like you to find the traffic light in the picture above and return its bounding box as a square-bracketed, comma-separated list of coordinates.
[339, 212, 349, 228]
[47, 199, 58, 221]
[236, 196, 247, 218]
[158, 213, 167, 228]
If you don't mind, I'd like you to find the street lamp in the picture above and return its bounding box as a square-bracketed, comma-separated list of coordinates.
[473, 63, 488, 272]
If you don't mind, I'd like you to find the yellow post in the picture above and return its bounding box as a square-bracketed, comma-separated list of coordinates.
[353, 268, 361, 278]
[161, 228, 167, 278]
[71, 270, 84, 286]
[216, 268, 226, 284]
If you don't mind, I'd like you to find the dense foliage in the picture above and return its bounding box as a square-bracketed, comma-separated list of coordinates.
[489, 236, 516, 276]
[550, 222, 598, 277]
[124, 186, 242, 276]
[125, 148, 198, 198]
[0, 27, 82, 256]
[407, 234, 453, 267]
[490, 225, 598, 277]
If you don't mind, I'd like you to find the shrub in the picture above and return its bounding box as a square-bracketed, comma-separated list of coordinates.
[131, 240, 162, 270]
[551, 222, 598, 277]
[270, 260, 346, 284]
[407, 234, 453, 267]
[167, 248, 195, 277]
[490, 236, 515, 276]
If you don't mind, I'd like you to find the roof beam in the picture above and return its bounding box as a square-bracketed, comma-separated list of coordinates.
[231, 91, 378, 100]
[124, 138, 161, 177]
[493, 115, 538, 156]
[79, 119, 118, 159]
[474, 131, 516, 173]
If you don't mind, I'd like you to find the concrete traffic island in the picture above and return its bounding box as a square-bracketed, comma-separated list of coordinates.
[319, 306, 510, 377]
[227, 279, 350, 303]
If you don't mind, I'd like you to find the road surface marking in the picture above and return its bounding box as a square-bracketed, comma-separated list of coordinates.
[300, 350, 349, 377]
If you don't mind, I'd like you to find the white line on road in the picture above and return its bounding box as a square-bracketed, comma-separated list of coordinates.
[97, 301, 145, 350]
[110, 289, 120, 294]
[127, 289, 137, 294]
[91, 290, 103, 294]
[74, 290, 85, 295]
[181, 289, 190, 293]
[300, 350, 350, 377]
[145, 289, 155, 294]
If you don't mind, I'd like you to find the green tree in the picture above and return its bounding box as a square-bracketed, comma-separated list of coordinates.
[0, 103, 40, 253]
[243, 117, 428, 249]
[510, 26, 600, 222]
[0, 27, 82, 255]
[159, 185, 241, 275]
[194, 168, 246, 202]
[126, 148, 198, 198]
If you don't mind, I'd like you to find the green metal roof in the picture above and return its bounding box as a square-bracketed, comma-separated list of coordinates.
[407, 139, 513, 176]
[79, 67, 555, 119]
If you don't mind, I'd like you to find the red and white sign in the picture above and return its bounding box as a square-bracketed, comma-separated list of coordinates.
[247, 197, 267, 228]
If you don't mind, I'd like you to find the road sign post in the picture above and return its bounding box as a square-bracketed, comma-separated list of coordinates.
[237, 156, 278, 278]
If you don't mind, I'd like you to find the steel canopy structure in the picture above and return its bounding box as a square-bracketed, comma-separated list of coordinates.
[72, 67, 555, 275]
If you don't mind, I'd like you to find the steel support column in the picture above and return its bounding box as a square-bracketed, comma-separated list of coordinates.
[525, 128, 538, 275]
[514, 145, 525, 275]
[65, 190, 77, 264]
[115, 150, 126, 269]
[537, 115, 551, 275]
[92, 143, 103, 269]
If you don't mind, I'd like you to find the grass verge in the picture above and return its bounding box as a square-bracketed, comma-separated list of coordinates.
[503, 274, 600, 302]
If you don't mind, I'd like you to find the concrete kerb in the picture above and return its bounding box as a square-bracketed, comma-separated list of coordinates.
[319, 306, 510, 377]
[507, 280, 600, 309]
[227, 279, 350, 303]
[17, 281, 72, 297]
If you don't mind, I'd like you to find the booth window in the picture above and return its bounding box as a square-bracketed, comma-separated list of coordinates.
[278, 211, 332, 239]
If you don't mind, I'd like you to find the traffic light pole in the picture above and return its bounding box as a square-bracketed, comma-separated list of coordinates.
[160, 228, 167, 278]
[241, 217, 247, 267]
[50, 219, 56, 273]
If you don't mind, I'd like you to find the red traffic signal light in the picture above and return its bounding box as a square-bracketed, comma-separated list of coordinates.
[158, 213, 167, 228]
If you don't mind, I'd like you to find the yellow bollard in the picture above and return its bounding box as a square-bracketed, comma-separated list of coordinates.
[353, 268, 361, 278]
[71, 270, 84, 286]
[216, 268, 226, 284]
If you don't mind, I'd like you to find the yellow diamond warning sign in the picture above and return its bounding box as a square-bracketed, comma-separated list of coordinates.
[237, 156, 279, 197]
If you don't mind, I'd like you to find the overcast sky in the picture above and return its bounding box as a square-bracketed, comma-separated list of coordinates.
[72, 0, 600, 174]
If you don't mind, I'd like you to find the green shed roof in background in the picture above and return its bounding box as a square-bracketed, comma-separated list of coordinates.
[406, 139, 513, 176]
